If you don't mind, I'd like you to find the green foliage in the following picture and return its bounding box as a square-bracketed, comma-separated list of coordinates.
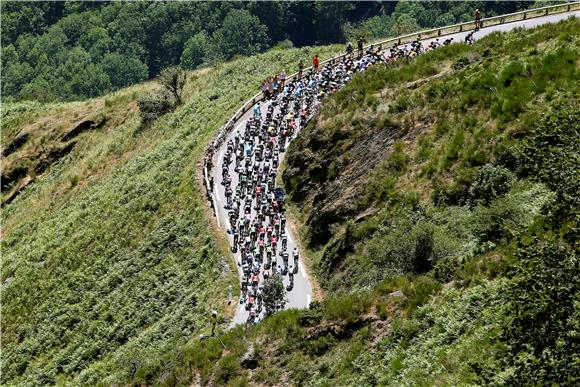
[101, 52, 148, 89]
[468, 164, 515, 206]
[158, 66, 186, 105]
[503, 238, 579, 385]
[262, 274, 286, 316]
[181, 32, 209, 70]
[1, 43, 342, 386]
[137, 89, 174, 127]
[207, 9, 270, 62]
[1, 1, 539, 101]
[515, 106, 580, 223]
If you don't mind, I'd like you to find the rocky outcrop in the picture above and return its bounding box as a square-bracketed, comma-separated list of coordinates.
[283, 117, 403, 247]
[2, 132, 29, 157]
[61, 117, 106, 142]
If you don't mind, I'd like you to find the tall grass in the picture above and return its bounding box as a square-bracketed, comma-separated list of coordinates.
[1, 44, 343, 385]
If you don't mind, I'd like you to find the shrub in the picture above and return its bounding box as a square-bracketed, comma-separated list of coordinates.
[262, 274, 286, 316]
[401, 275, 442, 312]
[515, 107, 580, 223]
[503, 238, 579, 385]
[137, 89, 174, 127]
[468, 164, 515, 206]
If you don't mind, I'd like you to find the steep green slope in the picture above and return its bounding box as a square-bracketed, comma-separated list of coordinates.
[1, 45, 341, 385]
[170, 18, 579, 386]
[283, 17, 579, 292]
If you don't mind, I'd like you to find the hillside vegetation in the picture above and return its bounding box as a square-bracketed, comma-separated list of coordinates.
[0, 45, 341, 386]
[2, 1, 534, 101]
[170, 18, 579, 386]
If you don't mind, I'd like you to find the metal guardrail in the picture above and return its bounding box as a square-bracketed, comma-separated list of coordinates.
[203, 2, 579, 220]
[209, 1, 579, 148]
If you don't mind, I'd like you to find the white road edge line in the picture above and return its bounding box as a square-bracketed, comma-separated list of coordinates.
[299, 261, 306, 278]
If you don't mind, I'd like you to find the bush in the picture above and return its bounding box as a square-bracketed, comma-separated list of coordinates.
[137, 89, 174, 127]
[262, 274, 286, 316]
[401, 275, 442, 312]
[468, 164, 515, 206]
[515, 107, 580, 223]
[503, 238, 579, 385]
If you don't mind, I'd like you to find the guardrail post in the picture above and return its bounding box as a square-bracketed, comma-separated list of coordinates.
[567, 4, 571, 11]
[438, 29, 441, 36]
[545, 8, 548, 15]
[523, 12, 527, 20]
[459, 25, 462, 32]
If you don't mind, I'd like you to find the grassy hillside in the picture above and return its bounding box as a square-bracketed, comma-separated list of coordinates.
[1, 45, 341, 385]
[170, 18, 579, 386]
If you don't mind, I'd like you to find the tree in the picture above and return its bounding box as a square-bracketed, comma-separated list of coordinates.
[101, 52, 148, 89]
[262, 274, 286, 316]
[208, 9, 269, 62]
[158, 66, 186, 105]
[315, 2, 355, 44]
[180, 32, 208, 70]
[390, 14, 420, 36]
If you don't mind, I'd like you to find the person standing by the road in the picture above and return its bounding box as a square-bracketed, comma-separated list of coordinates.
[357, 38, 364, 58]
[313, 54, 320, 72]
[298, 59, 304, 78]
[346, 42, 354, 56]
[227, 284, 233, 305]
[475, 8, 482, 30]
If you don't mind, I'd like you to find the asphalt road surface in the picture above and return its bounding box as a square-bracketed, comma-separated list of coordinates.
[209, 10, 579, 326]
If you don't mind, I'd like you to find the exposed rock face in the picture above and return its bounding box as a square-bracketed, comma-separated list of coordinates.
[2, 115, 105, 203]
[283, 117, 403, 247]
[2, 166, 28, 192]
[2, 132, 30, 157]
[61, 117, 106, 142]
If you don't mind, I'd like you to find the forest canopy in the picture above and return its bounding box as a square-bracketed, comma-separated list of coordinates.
[1, 1, 536, 101]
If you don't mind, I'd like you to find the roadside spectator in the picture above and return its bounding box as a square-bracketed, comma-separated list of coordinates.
[475, 8, 482, 30]
[346, 42, 354, 56]
[357, 38, 364, 58]
[313, 54, 320, 72]
[261, 80, 268, 99]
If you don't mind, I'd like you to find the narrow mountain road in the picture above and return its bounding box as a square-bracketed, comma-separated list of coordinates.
[208, 10, 579, 326]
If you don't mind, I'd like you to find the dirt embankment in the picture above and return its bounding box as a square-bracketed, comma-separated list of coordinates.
[283, 114, 405, 247]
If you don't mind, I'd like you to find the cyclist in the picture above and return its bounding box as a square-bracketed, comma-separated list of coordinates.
[253, 102, 261, 118]
[293, 247, 299, 267]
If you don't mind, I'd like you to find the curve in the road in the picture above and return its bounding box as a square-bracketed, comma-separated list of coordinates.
[203, 9, 579, 326]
